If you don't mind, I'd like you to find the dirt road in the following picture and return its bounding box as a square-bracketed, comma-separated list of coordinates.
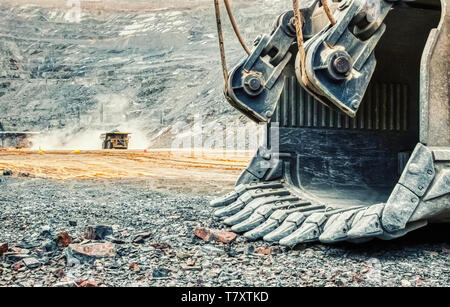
[0, 149, 251, 194]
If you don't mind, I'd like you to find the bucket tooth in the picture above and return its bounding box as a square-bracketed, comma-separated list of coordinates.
[210, 183, 249, 207]
[223, 198, 267, 225]
[347, 204, 385, 239]
[243, 209, 288, 240]
[214, 187, 284, 217]
[319, 210, 361, 243]
[231, 204, 274, 233]
[263, 211, 307, 242]
[279, 212, 328, 247]
[210, 181, 284, 207]
[223, 194, 298, 226]
[279, 223, 319, 247]
[210, 191, 240, 208]
[214, 199, 245, 217]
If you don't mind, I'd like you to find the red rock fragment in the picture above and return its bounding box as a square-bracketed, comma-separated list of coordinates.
[416, 278, 424, 286]
[53, 268, 66, 278]
[352, 274, 364, 283]
[150, 243, 171, 249]
[129, 262, 140, 271]
[194, 227, 213, 241]
[67, 242, 115, 258]
[0, 243, 8, 255]
[77, 280, 99, 287]
[12, 262, 21, 271]
[56, 232, 73, 247]
[194, 227, 237, 244]
[213, 230, 237, 244]
[256, 246, 280, 255]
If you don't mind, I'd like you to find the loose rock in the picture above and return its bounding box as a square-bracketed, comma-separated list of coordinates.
[0, 243, 8, 255]
[55, 232, 73, 248]
[54, 281, 78, 288]
[152, 267, 169, 278]
[42, 240, 57, 252]
[77, 280, 99, 287]
[401, 280, 412, 287]
[194, 227, 236, 244]
[40, 225, 53, 237]
[23, 257, 40, 269]
[133, 232, 151, 244]
[84, 225, 113, 240]
[65, 242, 116, 264]
[256, 246, 280, 255]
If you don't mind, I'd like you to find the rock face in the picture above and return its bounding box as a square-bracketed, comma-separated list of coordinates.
[0, 0, 291, 149]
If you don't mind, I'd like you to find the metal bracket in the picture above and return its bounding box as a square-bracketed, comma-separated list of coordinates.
[226, 1, 320, 123]
[398, 143, 435, 197]
[226, 13, 296, 123]
[298, 0, 393, 117]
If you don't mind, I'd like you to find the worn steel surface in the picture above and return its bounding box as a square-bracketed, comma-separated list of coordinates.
[420, 0, 449, 146]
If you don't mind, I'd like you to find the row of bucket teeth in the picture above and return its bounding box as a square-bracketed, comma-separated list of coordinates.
[210, 181, 394, 245]
[214, 187, 292, 218]
[210, 181, 284, 208]
[210, 144, 449, 245]
[210, 180, 336, 244]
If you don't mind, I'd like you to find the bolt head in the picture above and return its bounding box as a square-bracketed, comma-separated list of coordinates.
[248, 77, 261, 91]
[259, 148, 271, 160]
[334, 56, 351, 75]
[350, 100, 360, 110]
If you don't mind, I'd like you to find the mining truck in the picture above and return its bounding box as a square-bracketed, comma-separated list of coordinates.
[210, 0, 449, 245]
[100, 131, 131, 149]
[0, 131, 38, 148]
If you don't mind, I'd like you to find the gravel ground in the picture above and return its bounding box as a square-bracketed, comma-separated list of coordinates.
[0, 177, 449, 287]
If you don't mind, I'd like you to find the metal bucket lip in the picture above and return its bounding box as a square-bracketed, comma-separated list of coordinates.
[419, 0, 448, 145]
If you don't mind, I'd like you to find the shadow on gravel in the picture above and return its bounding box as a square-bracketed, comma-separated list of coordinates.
[292, 224, 449, 260]
[322, 224, 449, 255]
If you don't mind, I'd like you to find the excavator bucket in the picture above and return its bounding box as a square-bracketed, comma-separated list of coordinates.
[211, 0, 449, 245]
